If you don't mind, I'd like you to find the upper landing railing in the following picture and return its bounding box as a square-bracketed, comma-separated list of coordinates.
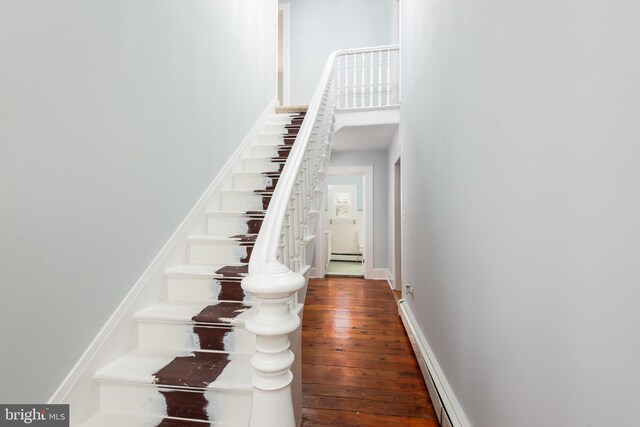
[335, 45, 400, 109]
[241, 45, 400, 427]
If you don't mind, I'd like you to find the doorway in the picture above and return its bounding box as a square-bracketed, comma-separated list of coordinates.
[324, 178, 364, 277]
[314, 166, 374, 279]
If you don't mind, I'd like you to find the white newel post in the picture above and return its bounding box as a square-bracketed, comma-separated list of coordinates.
[242, 261, 305, 427]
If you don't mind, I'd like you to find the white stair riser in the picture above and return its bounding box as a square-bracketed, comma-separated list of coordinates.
[233, 174, 277, 191]
[257, 133, 284, 144]
[242, 158, 283, 173]
[250, 144, 288, 158]
[267, 115, 293, 125]
[138, 322, 255, 353]
[221, 192, 270, 211]
[189, 242, 252, 264]
[207, 214, 263, 235]
[99, 382, 251, 424]
[263, 123, 286, 133]
[167, 276, 253, 302]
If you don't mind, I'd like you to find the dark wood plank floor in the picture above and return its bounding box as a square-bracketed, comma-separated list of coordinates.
[301, 277, 439, 426]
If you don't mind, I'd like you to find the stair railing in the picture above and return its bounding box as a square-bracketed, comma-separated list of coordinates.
[335, 45, 400, 109]
[241, 45, 400, 427]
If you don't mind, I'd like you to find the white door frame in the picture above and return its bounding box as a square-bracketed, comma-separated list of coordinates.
[278, 3, 291, 106]
[393, 157, 403, 291]
[314, 165, 374, 279]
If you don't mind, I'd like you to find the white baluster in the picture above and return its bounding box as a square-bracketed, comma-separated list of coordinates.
[352, 53, 357, 108]
[282, 218, 290, 269]
[288, 201, 295, 269]
[336, 56, 341, 108]
[369, 51, 374, 107]
[386, 49, 391, 106]
[360, 52, 366, 107]
[378, 50, 382, 106]
[242, 262, 305, 427]
[344, 55, 349, 108]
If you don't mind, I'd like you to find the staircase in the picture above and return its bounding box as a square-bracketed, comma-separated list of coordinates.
[80, 111, 306, 427]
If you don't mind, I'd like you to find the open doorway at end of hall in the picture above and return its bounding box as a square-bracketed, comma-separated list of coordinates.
[324, 174, 365, 277]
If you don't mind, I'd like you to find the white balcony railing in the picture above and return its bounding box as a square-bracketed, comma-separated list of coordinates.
[335, 45, 400, 109]
[241, 45, 400, 427]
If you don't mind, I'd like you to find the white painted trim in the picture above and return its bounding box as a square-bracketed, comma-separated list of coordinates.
[48, 98, 279, 416]
[333, 106, 400, 132]
[369, 267, 391, 281]
[385, 269, 394, 290]
[388, 137, 403, 292]
[316, 166, 374, 279]
[398, 300, 472, 427]
[278, 3, 291, 106]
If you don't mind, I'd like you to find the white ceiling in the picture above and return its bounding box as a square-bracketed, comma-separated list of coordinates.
[331, 123, 398, 152]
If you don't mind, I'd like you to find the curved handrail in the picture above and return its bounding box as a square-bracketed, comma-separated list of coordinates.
[335, 44, 399, 56]
[249, 50, 339, 274]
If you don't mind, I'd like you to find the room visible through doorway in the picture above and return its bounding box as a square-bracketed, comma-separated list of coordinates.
[324, 175, 365, 277]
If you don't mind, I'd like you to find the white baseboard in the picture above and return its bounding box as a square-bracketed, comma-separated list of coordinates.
[310, 267, 391, 284]
[398, 300, 471, 427]
[369, 267, 391, 282]
[48, 98, 278, 424]
[385, 269, 394, 290]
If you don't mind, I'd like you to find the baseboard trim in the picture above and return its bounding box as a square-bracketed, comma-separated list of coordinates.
[398, 300, 471, 427]
[385, 269, 394, 290]
[369, 267, 391, 282]
[48, 98, 279, 412]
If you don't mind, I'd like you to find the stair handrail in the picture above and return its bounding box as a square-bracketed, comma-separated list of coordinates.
[249, 44, 400, 274]
[249, 55, 338, 275]
[242, 45, 400, 427]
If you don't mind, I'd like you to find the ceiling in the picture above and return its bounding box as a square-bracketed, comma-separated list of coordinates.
[331, 123, 398, 152]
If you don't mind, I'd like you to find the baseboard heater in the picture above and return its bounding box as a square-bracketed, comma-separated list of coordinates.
[330, 253, 361, 262]
[398, 299, 467, 427]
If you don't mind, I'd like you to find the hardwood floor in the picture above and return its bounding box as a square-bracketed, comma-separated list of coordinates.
[301, 277, 439, 426]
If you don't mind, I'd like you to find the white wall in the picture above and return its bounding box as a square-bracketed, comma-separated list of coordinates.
[329, 150, 388, 269]
[0, 0, 276, 403]
[283, 0, 395, 104]
[401, 0, 640, 426]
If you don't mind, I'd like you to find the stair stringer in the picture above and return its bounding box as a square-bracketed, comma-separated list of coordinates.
[48, 98, 278, 426]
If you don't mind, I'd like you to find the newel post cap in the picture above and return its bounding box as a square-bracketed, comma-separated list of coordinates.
[242, 260, 305, 296]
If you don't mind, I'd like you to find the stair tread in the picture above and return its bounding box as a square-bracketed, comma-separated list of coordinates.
[206, 210, 266, 217]
[81, 412, 230, 427]
[220, 189, 275, 194]
[165, 264, 248, 279]
[243, 156, 287, 161]
[95, 348, 253, 391]
[250, 140, 293, 147]
[188, 234, 258, 243]
[136, 300, 255, 324]
[232, 171, 283, 177]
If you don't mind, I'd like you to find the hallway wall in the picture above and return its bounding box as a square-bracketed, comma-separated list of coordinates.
[401, 0, 640, 426]
[0, 0, 277, 403]
[281, 0, 395, 104]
